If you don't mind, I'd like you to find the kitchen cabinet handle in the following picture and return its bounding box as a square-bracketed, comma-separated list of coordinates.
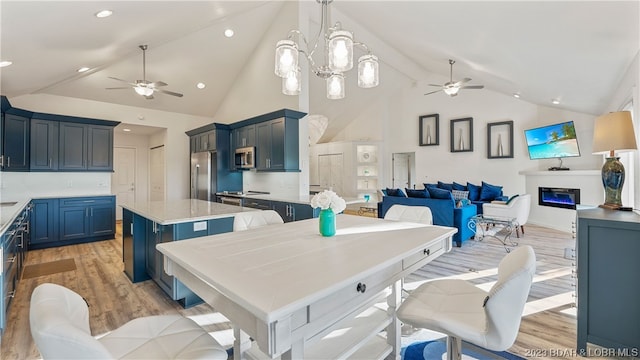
[423, 248, 431, 256]
[0, 155, 4, 167]
[6, 290, 16, 299]
[49, 158, 52, 168]
[356, 282, 367, 293]
[8, 256, 17, 263]
[17, 232, 24, 247]
[91, 208, 93, 216]
[7, 156, 10, 168]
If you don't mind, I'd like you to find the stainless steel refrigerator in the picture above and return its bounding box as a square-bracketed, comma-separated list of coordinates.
[191, 151, 216, 201]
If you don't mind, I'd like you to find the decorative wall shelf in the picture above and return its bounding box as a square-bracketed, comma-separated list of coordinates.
[450, 117, 473, 153]
[487, 120, 513, 159]
[419, 114, 439, 146]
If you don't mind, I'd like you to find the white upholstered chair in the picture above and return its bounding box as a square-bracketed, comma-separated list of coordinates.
[397, 245, 536, 360]
[233, 210, 284, 231]
[30, 283, 228, 360]
[383, 204, 433, 225]
[482, 194, 531, 237]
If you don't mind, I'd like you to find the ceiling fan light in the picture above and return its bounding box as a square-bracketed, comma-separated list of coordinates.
[327, 74, 345, 100]
[328, 30, 353, 72]
[282, 69, 301, 96]
[443, 86, 459, 96]
[134, 86, 153, 97]
[357, 54, 379, 88]
[275, 40, 298, 78]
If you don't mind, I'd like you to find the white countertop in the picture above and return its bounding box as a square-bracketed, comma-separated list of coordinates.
[120, 199, 259, 225]
[218, 192, 364, 206]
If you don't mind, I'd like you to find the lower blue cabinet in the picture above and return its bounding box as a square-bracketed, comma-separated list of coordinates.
[30, 196, 115, 250]
[131, 214, 234, 308]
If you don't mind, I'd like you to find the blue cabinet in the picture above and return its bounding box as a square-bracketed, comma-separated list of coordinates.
[2, 112, 31, 171]
[123, 210, 150, 283]
[1, 204, 30, 333]
[272, 201, 315, 223]
[255, 117, 299, 171]
[59, 122, 87, 170]
[134, 215, 234, 308]
[30, 119, 59, 171]
[30, 196, 115, 249]
[87, 125, 113, 171]
[30, 199, 59, 246]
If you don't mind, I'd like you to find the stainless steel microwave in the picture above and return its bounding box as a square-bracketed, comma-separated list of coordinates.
[234, 146, 255, 169]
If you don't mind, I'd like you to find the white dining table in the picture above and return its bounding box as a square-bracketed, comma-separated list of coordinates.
[157, 214, 456, 360]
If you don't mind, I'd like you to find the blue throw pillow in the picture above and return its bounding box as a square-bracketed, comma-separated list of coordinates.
[406, 188, 430, 198]
[437, 181, 453, 191]
[480, 181, 503, 201]
[452, 182, 467, 191]
[467, 182, 481, 201]
[385, 188, 406, 197]
[424, 183, 438, 190]
[428, 187, 454, 201]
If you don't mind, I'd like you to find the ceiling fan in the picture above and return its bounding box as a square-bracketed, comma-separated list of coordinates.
[106, 45, 183, 99]
[424, 59, 484, 97]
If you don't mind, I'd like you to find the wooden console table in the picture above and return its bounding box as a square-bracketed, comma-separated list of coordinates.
[158, 214, 456, 359]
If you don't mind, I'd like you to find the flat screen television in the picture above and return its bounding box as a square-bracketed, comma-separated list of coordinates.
[524, 121, 581, 161]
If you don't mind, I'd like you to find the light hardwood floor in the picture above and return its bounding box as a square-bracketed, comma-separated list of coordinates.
[1, 218, 595, 360]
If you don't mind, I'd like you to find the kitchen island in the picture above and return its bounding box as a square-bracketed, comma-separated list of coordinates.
[121, 199, 258, 307]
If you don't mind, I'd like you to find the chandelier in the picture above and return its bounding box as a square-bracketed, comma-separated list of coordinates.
[274, 0, 379, 99]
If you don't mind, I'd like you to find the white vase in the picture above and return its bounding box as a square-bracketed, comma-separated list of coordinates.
[458, 129, 464, 150]
[497, 134, 504, 156]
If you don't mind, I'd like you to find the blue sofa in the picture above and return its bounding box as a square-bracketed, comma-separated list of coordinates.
[378, 196, 477, 247]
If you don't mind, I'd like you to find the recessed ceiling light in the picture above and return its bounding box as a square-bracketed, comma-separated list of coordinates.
[77, 67, 90, 73]
[123, 128, 132, 132]
[0, 61, 13, 67]
[95, 10, 113, 18]
[552, 99, 560, 105]
[224, 29, 234, 38]
[513, 93, 520, 98]
[196, 82, 206, 89]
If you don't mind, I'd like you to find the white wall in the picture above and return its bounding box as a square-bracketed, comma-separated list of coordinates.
[1, 172, 111, 199]
[9, 94, 211, 200]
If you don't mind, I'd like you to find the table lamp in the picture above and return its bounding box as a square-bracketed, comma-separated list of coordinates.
[592, 111, 637, 209]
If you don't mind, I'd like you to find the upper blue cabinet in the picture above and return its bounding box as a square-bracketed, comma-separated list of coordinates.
[0, 96, 119, 172]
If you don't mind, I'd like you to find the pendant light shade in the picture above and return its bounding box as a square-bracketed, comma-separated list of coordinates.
[327, 74, 345, 99]
[282, 69, 301, 95]
[275, 40, 298, 78]
[134, 86, 153, 97]
[358, 54, 379, 88]
[328, 30, 353, 72]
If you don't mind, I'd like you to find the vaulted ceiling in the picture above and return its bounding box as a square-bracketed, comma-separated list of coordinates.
[1, 1, 638, 137]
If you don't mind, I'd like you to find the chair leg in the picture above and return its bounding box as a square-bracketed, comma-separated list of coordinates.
[446, 335, 462, 360]
[521, 225, 525, 235]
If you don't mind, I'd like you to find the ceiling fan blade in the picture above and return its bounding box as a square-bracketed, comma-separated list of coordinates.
[156, 89, 184, 97]
[428, 84, 443, 87]
[453, 78, 472, 86]
[150, 81, 168, 87]
[461, 85, 484, 90]
[108, 76, 133, 84]
[424, 89, 443, 96]
[105, 87, 130, 90]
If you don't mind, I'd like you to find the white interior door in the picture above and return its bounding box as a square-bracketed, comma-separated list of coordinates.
[149, 145, 165, 201]
[112, 147, 136, 220]
[393, 153, 410, 189]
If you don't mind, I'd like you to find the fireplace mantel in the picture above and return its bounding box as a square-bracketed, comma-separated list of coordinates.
[520, 170, 602, 232]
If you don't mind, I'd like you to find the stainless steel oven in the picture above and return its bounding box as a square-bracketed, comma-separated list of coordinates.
[219, 196, 243, 207]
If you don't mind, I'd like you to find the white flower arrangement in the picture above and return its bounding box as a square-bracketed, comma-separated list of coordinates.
[310, 190, 347, 214]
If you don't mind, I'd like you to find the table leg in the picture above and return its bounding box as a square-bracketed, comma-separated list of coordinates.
[386, 280, 402, 360]
[281, 338, 305, 360]
[233, 327, 251, 360]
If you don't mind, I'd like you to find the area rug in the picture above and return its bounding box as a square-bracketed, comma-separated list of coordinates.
[402, 339, 526, 360]
[22, 258, 76, 279]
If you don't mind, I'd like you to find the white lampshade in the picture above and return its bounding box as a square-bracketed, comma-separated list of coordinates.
[134, 86, 153, 97]
[327, 74, 345, 99]
[275, 40, 298, 78]
[328, 30, 353, 72]
[443, 85, 460, 96]
[592, 111, 638, 155]
[282, 69, 301, 96]
[358, 54, 379, 88]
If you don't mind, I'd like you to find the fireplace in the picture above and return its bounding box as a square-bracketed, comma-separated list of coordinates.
[538, 187, 581, 209]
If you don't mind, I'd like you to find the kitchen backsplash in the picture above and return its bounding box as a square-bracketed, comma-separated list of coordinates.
[0, 172, 112, 199]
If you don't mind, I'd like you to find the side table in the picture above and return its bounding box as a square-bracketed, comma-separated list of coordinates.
[469, 214, 519, 252]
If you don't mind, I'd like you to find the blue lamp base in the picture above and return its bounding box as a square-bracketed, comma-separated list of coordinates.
[600, 156, 625, 209]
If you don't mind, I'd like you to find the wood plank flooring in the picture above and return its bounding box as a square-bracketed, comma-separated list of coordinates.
[0, 218, 598, 359]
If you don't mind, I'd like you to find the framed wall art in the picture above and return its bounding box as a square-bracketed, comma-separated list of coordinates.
[450, 117, 473, 152]
[487, 120, 514, 159]
[419, 113, 439, 146]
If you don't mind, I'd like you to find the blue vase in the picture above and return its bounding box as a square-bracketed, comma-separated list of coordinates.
[319, 209, 336, 237]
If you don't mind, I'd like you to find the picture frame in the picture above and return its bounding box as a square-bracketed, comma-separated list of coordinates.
[419, 113, 439, 146]
[487, 120, 514, 159]
[450, 117, 473, 152]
